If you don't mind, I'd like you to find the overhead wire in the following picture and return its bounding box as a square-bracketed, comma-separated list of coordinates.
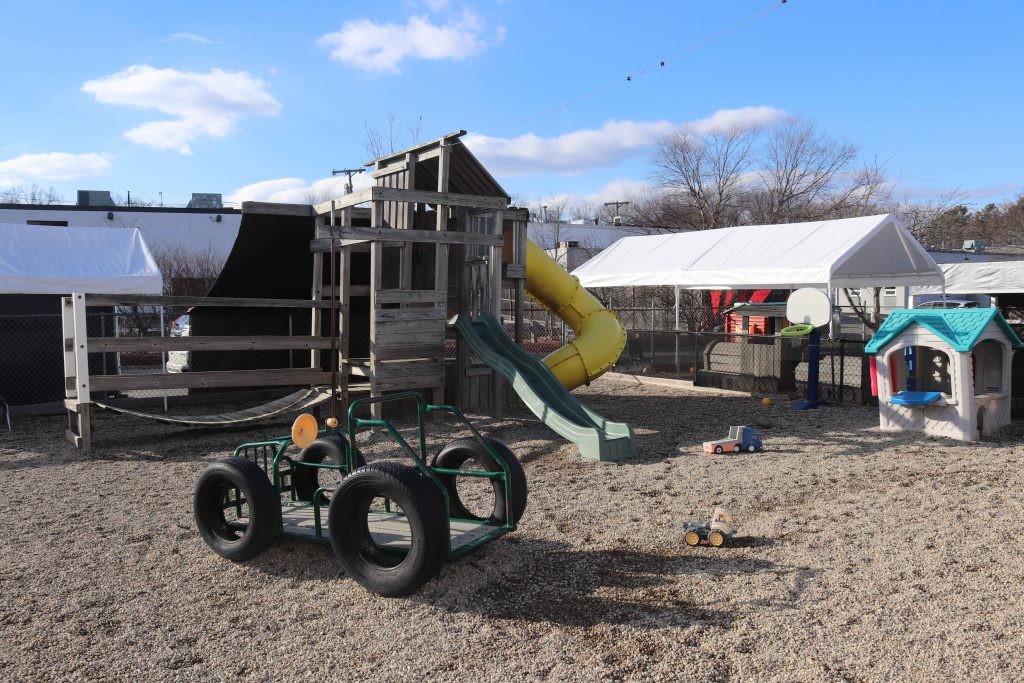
[499, 0, 789, 135]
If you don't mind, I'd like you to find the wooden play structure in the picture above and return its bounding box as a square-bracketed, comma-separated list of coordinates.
[866, 308, 1023, 441]
[63, 131, 635, 459]
[306, 131, 529, 421]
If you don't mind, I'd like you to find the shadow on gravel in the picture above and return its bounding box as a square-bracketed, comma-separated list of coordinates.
[428, 538, 778, 629]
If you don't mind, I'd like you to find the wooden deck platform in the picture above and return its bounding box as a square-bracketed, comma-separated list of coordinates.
[268, 503, 499, 551]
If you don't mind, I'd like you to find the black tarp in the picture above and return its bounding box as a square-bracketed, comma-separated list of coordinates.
[190, 210, 317, 372]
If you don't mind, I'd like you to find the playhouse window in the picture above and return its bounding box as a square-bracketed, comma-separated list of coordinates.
[972, 339, 1004, 394]
[890, 345, 952, 395]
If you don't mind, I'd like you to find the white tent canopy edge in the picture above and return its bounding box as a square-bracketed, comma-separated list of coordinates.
[0, 223, 162, 295]
[571, 214, 944, 292]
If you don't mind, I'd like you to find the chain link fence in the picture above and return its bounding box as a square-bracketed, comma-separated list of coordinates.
[0, 306, 190, 410]
[0, 295, 886, 412]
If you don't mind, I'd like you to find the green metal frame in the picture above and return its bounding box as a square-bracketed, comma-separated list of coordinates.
[228, 391, 516, 559]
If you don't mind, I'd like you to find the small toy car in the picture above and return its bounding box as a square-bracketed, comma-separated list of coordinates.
[683, 507, 735, 547]
[703, 426, 762, 454]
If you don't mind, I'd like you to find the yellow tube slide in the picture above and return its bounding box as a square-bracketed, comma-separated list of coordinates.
[524, 238, 626, 390]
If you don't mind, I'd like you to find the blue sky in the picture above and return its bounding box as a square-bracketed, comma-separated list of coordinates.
[0, 0, 1021, 210]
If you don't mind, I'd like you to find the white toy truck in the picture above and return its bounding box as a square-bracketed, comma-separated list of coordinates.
[683, 507, 735, 547]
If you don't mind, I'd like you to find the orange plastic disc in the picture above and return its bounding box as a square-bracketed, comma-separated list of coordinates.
[291, 413, 318, 449]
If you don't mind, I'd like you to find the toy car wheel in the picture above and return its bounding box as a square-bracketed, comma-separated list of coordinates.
[747, 444, 757, 453]
[714, 445, 724, 454]
[193, 457, 280, 561]
[708, 530, 726, 547]
[328, 462, 448, 597]
[431, 437, 528, 525]
[684, 530, 701, 546]
[732, 445, 741, 453]
[294, 434, 366, 503]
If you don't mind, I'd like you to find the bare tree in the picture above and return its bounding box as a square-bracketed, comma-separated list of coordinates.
[363, 112, 424, 161]
[151, 245, 226, 296]
[651, 125, 759, 231]
[746, 118, 889, 223]
[0, 183, 63, 204]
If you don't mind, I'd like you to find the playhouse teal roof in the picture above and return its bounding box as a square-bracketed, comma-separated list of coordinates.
[865, 308, 1024, 354]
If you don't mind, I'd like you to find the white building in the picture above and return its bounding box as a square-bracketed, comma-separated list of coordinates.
[0, 190, 242, 257]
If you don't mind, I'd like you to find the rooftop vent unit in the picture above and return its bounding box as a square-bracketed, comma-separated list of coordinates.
[612, 215, 622, 226]
[963, 239, 985, 252]
[77, 190, 114, 207]
[187, 193, 223, 209]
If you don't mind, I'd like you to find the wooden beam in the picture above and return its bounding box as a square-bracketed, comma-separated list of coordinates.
[314, 186, 506, 215]
[363, 130, 466, 167]
[241, 201, 314, 216]
[78, 369, 333, 392]
[375, 290, 445, 304]
[371, 344, 445, 361]
[371, 160, 409, 178]
[314, 188, 374, 214]
[372, 187, 507, 210]
[311, 227, 501, 250]
[84, 336, 335, 352]
[374, 308, 446, 322]
[83, 294, 334, 309]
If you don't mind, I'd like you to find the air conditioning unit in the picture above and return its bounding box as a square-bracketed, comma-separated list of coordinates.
[77, 190, 114, 207]
[187, 193, 223, 209]
[963, 239, 985, 252]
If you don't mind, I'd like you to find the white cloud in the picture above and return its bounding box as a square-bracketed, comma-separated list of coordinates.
[317, 9, 501, 74]
[688, 106, 788, 134]
[226, 172, 374, 205]
[164, 32, 217, 45]
[465, 107, 790, 177]
[81, 65, 281, 154]
[580, 178, 655, 206]
[423, 0, 450, 10]
[465, 120, 676, 176]
[0, 152, 112, 184]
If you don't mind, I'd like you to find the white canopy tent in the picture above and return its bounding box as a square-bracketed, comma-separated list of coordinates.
[911, 261, 1024, 295]
[572, 214, 943, 292]
[0, 223, 161, 294]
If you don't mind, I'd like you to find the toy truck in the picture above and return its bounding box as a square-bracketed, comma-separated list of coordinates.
[683, 507, 735, 547]
[703, 425, 762, 454]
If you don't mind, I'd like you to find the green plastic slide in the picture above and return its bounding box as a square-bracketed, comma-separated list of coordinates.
[451, 314, 636, 461]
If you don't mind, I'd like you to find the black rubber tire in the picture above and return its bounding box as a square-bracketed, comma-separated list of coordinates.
[193, 457, 279, 561]
[714, 445, 724, 454]
[328, 462, 448, 597]
[431, 438, 528, 524]
[293, 434, 365, 502]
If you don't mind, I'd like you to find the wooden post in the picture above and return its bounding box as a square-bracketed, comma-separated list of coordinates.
[70, 292, 92, 453]
[490, 209, 505, 417]
[433, 144, 451, 411]
[369, 198, 384, 422]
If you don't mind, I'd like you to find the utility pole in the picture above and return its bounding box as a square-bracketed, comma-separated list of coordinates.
[603, 200, 630, 225]
[331, 167, 365, 195]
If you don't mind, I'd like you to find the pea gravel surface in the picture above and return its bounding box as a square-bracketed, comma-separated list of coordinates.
[1, 378, 1022, 682]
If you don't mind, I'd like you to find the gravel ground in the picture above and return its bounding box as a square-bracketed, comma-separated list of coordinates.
[1, 379, 1023, 682]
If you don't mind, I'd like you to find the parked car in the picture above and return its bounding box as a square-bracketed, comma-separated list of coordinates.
[916, 299, 981, 309]
[167, 314, 190, 373]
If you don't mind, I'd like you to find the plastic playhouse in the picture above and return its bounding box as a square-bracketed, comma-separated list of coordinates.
[866, 308, 1022, 441]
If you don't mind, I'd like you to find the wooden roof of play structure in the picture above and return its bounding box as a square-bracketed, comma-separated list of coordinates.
[363, 131, 510, 202]
[865, 308, 1024, 353]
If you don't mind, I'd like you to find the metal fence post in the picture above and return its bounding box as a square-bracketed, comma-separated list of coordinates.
[160, 306, 168, 412]
[649, 300, 655, 369]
